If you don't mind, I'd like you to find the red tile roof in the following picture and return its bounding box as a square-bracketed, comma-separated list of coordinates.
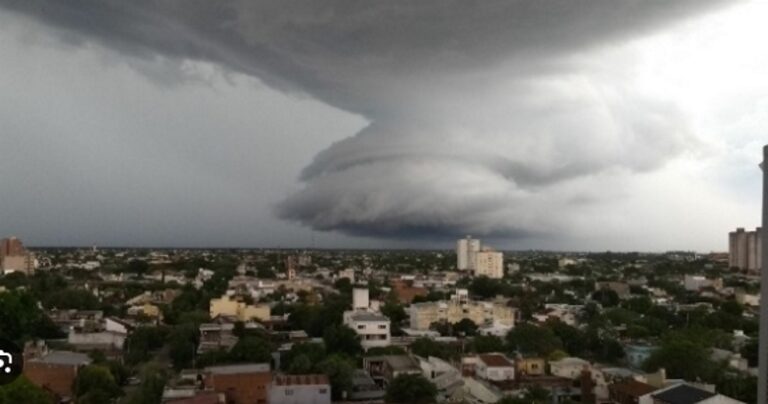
[479, 354, 513, 367]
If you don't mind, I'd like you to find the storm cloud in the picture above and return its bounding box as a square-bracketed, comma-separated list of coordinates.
[0, 0, 740, 241]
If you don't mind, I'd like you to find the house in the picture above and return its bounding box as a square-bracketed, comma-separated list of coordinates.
[24, 351, 92, 400]
[515, 357, 546, 377]
[639, 383, 744, 404]
[549, 357, 591, 380]
[343, 311, 390, 351]
[475, 354, 515, 381]
[609, 379, 657, 404]
[418, 356, 464, 401]
[269, 374, 331, 404]
[625, 344, 657, 369]
[364, 355, 422, 387]
[202, 363, 272, 404]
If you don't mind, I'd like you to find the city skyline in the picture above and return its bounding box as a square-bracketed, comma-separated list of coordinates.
[0, 1, 766, 251]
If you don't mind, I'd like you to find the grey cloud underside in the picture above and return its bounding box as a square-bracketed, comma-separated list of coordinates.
[1, 0, 736, 239]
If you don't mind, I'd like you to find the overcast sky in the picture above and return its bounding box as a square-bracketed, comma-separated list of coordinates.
[0, 1, 765, 251]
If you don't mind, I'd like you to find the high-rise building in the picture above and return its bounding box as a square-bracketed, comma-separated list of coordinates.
[475, 248, 504, 279]
[0, 236, 34, 274]
[729, 227, 762, 272]
[757, 145, 768, 404]
[457, 236, 480, 270]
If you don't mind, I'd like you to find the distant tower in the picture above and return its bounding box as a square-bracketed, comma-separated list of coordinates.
[285, 256, 297, 280]
[758, 145, 768, 404]
[457, 236, 481, 270]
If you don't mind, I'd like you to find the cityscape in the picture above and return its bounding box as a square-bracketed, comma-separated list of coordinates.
[1, 1, 768, 404]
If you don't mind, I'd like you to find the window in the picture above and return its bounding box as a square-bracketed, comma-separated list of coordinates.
[378, 324, 387, 329]
[358, 325, 365, 330]
[319, 388, 328, 394]
[286, 389, 293, 396]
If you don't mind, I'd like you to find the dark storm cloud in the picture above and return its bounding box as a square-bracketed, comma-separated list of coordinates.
[0, 0, 738, 240]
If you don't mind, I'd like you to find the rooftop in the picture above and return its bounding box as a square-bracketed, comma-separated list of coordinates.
[479, 354, 513, 367]
[652, 384, 716, 404]
[273, 374, 330, 386]
[28, 351, 91, 366]
[204, 363, 270, 374]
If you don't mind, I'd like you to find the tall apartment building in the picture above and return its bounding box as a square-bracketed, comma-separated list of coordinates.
[408, 289, 515, 331]
[475, 248, 504, 279]
[729, 227, 762, 271]
[457, 236, 481, 270]
[0, 236, 34, 274]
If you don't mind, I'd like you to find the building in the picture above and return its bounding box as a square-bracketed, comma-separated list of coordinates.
[684, 275, 723, 292]
[729, 227, 762, 271]
[475, 354, 515, 381]
[364, 355, 422, 387]
[202, 363, 272, 404]
[353, 287, 370, 311]
[515, 357, 546, 377]
[343, 310, 391, 350]
[549, 357, 591, 380]
[269, 374, 331, 404]
[285, 256, 297, 280]
[457, 236, 481, 271]
[474, 248, 504, 279]
[209, 295, 270, 322]
[408, 290, 515, 331]
[640, 383, 744, 404]
[608, 379, 657, 404]
[24, 351, 92, 400]
[0, 236, 34, 274]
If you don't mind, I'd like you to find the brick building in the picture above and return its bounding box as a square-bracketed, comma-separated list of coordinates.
[202, 363, 271, 404]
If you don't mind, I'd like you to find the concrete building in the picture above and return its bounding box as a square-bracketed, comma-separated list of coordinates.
[209, 295, 270, 322]
[364, 355, 422, 387]
[0, 236, 34, 274]
[475, 354, 515, 381]
[24, 351, 92, 400]
[549, 357, 591, 380]
[353, 287, 370, 311]
[202, 363, 272, 404]
[474, 248, 503, 279]
[457, 236, 481, 271]
[729, 227, 762, 271]
[343, 310, 391, 350]
[269, 374, 331, 404]
[408, 290, 515, 331]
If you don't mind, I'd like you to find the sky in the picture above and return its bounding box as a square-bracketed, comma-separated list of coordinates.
[0, 0, 766, 251]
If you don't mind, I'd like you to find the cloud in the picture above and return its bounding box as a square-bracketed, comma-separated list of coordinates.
[0, 0, 739, 241]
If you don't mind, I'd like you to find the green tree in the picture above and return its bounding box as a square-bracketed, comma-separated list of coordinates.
[73, 365, 122, 403]
[507, 323, 562, 357]
[125, 326, 168, 365]
[318, 354, 355, 401]
[385, 374, 437, 404]
[471, 335, 506, 353]
[126, 259, 150, 275]
[323, 325, 362, 357]
[644, 338, 713, 381]
[453, 318, 478, 337]
[229, 336, 274, 364]
[0, 376, 52, 404]
[125, 364, 168, 404]
[282, 343, 327, 373]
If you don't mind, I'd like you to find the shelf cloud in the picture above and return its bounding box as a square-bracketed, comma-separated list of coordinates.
[1, 0, 738, 240]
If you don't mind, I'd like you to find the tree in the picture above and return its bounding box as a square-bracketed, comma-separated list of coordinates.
[453, 319, 478, 337]
[125, 326, 168, 365]
[73, 365, 122, 403]
[318, 355, 355, 401]
[256, 267, 277, 279]
[471, 335, 506, 353]
[229, 336, 274, 364]
[0, 376, 52, 404]
[469, 277, 503, 299]
[167, 324, 200, 370]
[507, 323, 562, 357]
[410, 338, 459, 360]
[282, 342, 327, 373]
[323, 325, 362, 357]
[385, 374, 437, 404]
[644, 338, 714, 381]
[126, 259, 150, 275]
[591, 289, 619, 307]
[125, 364, 168, 404]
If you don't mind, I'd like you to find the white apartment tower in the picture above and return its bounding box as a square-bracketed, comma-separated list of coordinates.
[729, 227, 762, 272]
[457, 236, 481, 271]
